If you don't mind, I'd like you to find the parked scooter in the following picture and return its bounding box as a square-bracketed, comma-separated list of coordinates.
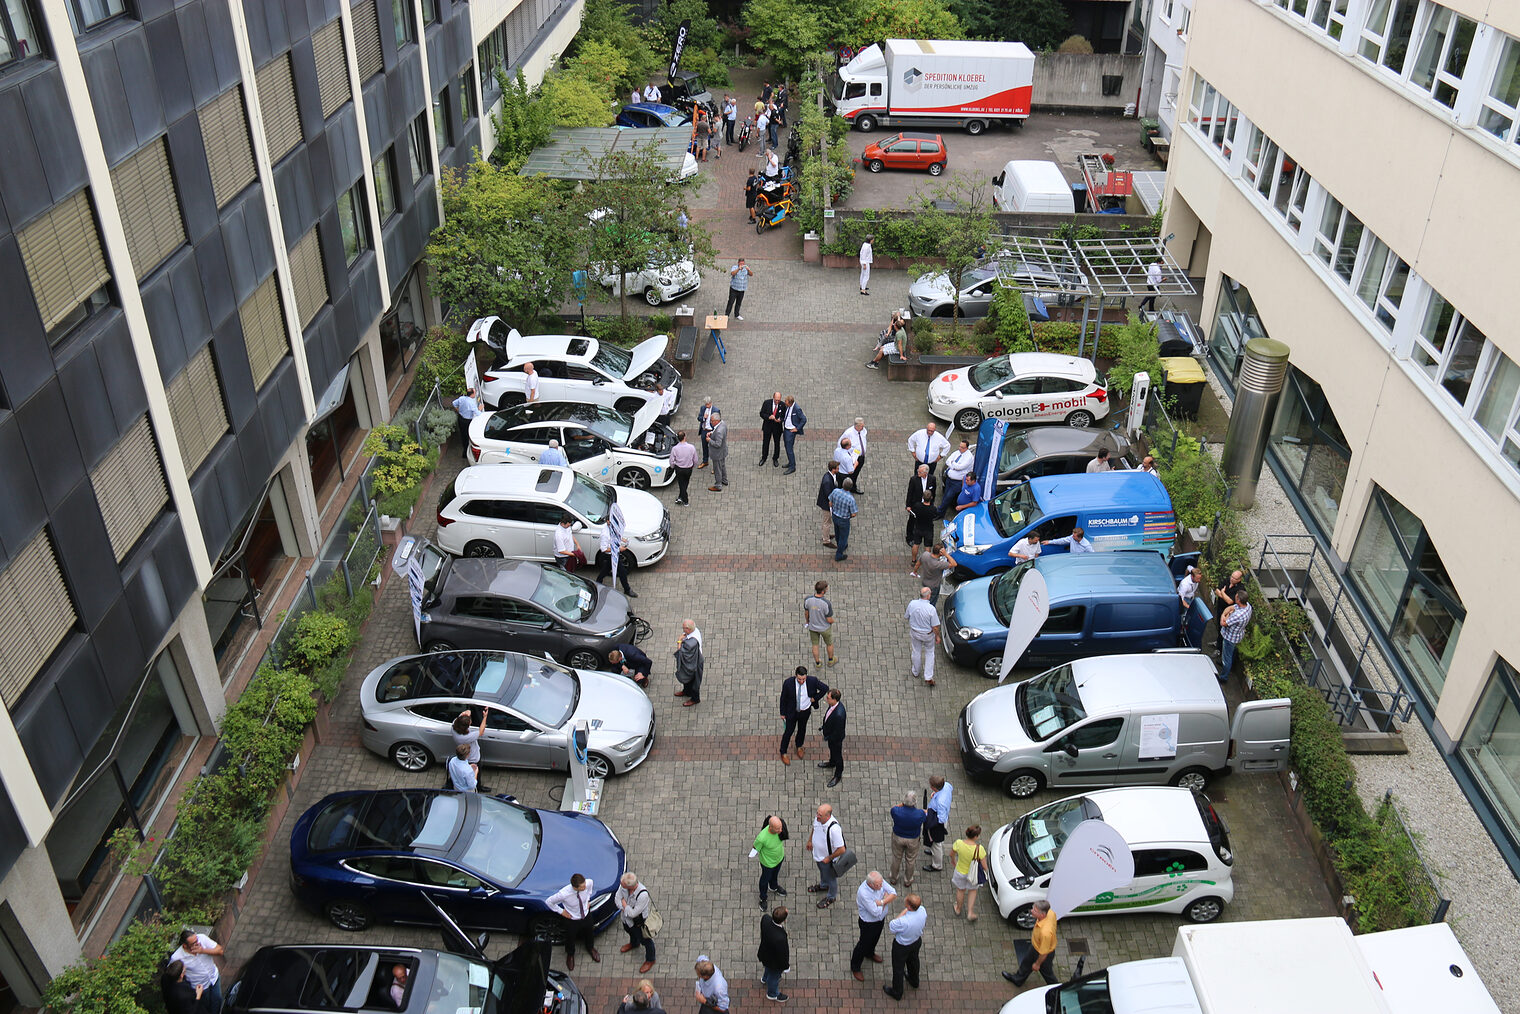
[737, 117, 753, 151]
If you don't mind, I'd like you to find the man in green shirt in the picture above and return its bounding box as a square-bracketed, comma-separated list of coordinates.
[753, 816, 787, 909]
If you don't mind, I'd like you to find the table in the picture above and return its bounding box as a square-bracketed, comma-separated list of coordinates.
[704, 314, 728, 363]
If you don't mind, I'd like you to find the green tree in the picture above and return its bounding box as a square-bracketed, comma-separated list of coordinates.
[743, 0, 830, 80]
[793, 68, 857, 232]
[574, 142, 717, 320]
[838, 0, 965, 47]
[565, 39, 631, 101]
[490, 69, 553, 168]
[948, 0, 1069, 49]
[908, 174, 996, 331]
[541, 71, 617, 126]
[426, 161, 577, 325]
[576, 0, 662, 93]
[653, 0, 724, 55]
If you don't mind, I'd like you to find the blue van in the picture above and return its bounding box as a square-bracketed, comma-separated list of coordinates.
[944, 471, 1177, 578]
[942, 551, 1212, 678]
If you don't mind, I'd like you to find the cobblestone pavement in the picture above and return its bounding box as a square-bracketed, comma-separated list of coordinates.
[227, 218, 1334, 1014]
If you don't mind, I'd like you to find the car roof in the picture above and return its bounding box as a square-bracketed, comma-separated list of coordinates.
[1066, 652, 1223, 713]
[1004, 352, 1095, 381]
[506, 334, 594, 361]
[1078, 787, 1209, 845]
[1010, 426, 1127, 457]
[440, 558, 538, 598]
[1028, 471, 1171, 516]
[489, 402, 629, 429]
[1031, 551, 1176, 600]
[452, 464, 571, 499]
[624, 102, 680, 114]
[892, 131, 943, 140]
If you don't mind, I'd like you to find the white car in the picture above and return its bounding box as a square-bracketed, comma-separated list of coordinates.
[986, 786, 1235, 928]
[470, 325, 682, 414]
[435, 464, 670, 566]
[926, 352, 1111, 431]
[593, 257, 701, 306]
[468, 400, 674, 489]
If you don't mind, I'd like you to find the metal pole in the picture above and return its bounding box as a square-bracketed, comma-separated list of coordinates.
[1078, 299, 1091, 359]
[819, 63, 836, 248]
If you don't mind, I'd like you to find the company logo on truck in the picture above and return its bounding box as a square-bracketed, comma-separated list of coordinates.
[985, 393, 1102, 420]
[1088, 515, 1141, 529]
[902, 66, 924, 92]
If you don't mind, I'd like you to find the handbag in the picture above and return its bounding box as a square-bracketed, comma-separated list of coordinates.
[831, 847, 859, 877]
[974, 846, 988, 886]
[634, 889, 662, 938]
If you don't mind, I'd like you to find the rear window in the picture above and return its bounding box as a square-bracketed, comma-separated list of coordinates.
[1092, 602, 1175, 633]
[437, 477, 458, 514]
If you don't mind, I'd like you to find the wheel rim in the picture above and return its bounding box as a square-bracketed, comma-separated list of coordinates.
[424, 640, 456, 654]
[869, 160, 883, 173]
[1007, 772, 1040, 797]
[929, 163, 943, 175]
[982, 655, 1004, 679]
[464, 541, 501, 558]
[567, 650, 601, 670]
[1066, 411, 1094, 428]
[1187, 898, 1223, 922]
[618, 467, 651, 490]
[531, 916, 567, 943]
[393, 743, 431, 772]
[1176, 769, 1208, 792]
[327, 902, 370, 931]
[956, 410, 982, 431]
[968, 121, 984, 135]
[585, 753, 613, 779]
[1013, 906, 1036, 930]
[644, 288, 661, 307]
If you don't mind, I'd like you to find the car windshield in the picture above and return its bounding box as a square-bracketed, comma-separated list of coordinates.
[988, 562, 1037, 625]
[657, 110, 687, 127]
[989, 482, 1044, 537]
[530, 566, 597, 621]
[1015, 795, 1103, 875]
[573, 406, 634, 447]
[1048, 971, 1112, 1013]
[501, 661, 578, 727]
[590, 341, 633, 378]
[460, 796, 541, 886]
[996, 431, 1036, 476]
[1015, 664, 1086, 741]
[424, 954, 508, 1014]
[961, 264, 998, 290]
[565, 472, 612, 525]
[967, 357, 1014, 392]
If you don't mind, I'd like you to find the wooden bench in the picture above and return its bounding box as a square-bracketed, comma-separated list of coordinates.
[673, 326, 699, 379]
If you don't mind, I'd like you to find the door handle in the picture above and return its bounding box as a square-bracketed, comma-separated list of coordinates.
[1102, 753, 1119, 758]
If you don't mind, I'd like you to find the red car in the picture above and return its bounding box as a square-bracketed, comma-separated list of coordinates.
[860, 132, 948, 176]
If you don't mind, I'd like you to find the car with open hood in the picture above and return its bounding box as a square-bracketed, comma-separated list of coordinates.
[468, 401, 674, 490]
[468, 324, 681, 414]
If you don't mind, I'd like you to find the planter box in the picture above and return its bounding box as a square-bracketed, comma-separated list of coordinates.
[885, 353, 982, 383]
[1280, 769, 1356, 926]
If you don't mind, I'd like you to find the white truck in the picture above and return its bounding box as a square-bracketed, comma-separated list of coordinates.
[999, 917, 1499, 1014]
[829, 39, 1035, 134]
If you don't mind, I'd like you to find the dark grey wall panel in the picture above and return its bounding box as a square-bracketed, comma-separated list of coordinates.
[214, 447, 253, 539]
[243, 0, 274, 67]
[291, 35, 322, 135]
[178, 3, 219, 105]
[259, 386, 295, 483]
[82, 46, 137, 166]
[0, 89, 52, 227]
[148, 519, 197, 625]
[364, 75, 390, 155]
[169, 113, 218, 243]
[15, 381, 86, 513]
[272, 360, 305, 442]
[17, 672, 85, 805]
[55, 343, 117, 469]
[94, 315, 149, 431]
[221, 201, 259, 304]
[350, 253, 381, 333]
[235, 411, 273, 487]
[0, 417, 45, 567]
[283, 0, 312, 40]
[0, 799, 27, 892]
[212, 314, 257, 430]
[204, 0, 243, 95]
[51, 484, 121, 630]
[116, 30, 168, 148]
[60, 649, 113, 781]
[244, 196, 277, 280]
[305, 129, 334, 209]
[0, 236, 52, 407]
[191, 450, 232, 551]
[316, 213, 347, 300]
[142, 271, 188, 380]
[274, 148, 317, 243]
[194, 232, 236, 327]
[170, 252, 213, 357]
[122, 558, 172, 666]
[304, 309, 339, 390]
[427, 26, 446, 83]
[146, 14, 196, 125]
[391, 46, 425, 135]
[328, 104, 363, 188]
[23, 73, 89, 203]
[448, 10, 472, 71]
[93, 596, 147, 706]
[138, 0, 173, 19]
[382, 216, 409, 292]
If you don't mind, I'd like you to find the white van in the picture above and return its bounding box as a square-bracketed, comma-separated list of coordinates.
[991, 160, 1073, 214]
[987, 786, 1235, 928]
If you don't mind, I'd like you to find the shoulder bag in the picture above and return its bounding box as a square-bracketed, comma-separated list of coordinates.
[826, 821, 858, 876]
[974, 844, 989, 886]
[634, 888, 662, 938]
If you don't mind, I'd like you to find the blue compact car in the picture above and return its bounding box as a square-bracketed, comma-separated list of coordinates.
[290, 789, 625, 935]
[615, 102, 691, 128]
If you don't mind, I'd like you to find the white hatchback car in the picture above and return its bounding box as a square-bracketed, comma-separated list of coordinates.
[593, 259, 701, 306]
[435, 464, 670, 566]
[468, 400, 674, 489]
[926, 352, 1111, 432]
[987, 786, 1235, 929]
[470, 323, 682, 414]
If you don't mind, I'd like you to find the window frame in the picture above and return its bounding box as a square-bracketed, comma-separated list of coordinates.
[408, 112, 431, 187]
[391, 0, 414, 47]
[1358, 0, 1421, 72]
[1351, 236, 1409, 332]
[0, 0, 43, 67]
[374, 146, 398, 222]
[433, 89, 451, 154]
[1477, 32, 1520, 146]
[337, 182, 370, 266]
[66, 0, 127, 35]
[18, 189, 115, 345]
[1404, 3, 1476, 107]
[421, 0, 437, 25]
[459, 65, 477, 123]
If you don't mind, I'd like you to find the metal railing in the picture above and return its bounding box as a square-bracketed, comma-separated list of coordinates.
[413, 379, 446, 448]
[1378, 789, 1451, 923]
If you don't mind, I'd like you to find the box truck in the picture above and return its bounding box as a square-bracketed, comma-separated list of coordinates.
[829, 39, 1035, 134]
[998, 918, 1499, 1014]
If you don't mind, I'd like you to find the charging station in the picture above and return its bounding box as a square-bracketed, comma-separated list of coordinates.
[560, 719, 603, 814]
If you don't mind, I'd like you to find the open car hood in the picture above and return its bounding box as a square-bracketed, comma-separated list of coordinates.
[428, 895, 558, 1014]
[625, 335, 669, 380]
[631, 400, 663, 440]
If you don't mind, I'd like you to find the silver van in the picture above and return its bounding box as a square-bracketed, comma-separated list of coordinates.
[957, 651, 1289, 798]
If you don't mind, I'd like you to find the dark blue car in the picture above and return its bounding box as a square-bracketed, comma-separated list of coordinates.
[290, 789, 624, 936]
[615, 102, 691, 129]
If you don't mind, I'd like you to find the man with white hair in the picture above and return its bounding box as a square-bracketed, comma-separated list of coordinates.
[616, 871, 656, 973]
[673, 619, 704, 706]
[904, 587, 941, 686]
[693, 956, 728, 1012]
[839, 418, 869, 493]
[850, 872, 897, 981]
[706, 410, 728, 491]
[540, 438, 567, 467]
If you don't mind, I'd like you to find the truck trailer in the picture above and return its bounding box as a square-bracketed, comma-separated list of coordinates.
[829, 39, 1035, 134]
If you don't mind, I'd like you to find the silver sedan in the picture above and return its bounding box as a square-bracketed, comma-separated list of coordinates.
[359, 650, 655, 779]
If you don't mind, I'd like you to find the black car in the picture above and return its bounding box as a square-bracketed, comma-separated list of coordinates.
[414, 541, 649, 669]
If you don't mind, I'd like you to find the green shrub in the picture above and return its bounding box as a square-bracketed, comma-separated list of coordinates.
[364, 425, 433, 501]
[415, 326, 473, 400]
[586, 315, 654, 346]
[973, 330, 999, 356]
[1030, 321, 1120, 358]
[43, 916, 181, 1014]
[913, 330, 936, 356]
[989, 285, 1034, 353]
[1107, 315, 1164, 398]
[289, 611, 356, 674]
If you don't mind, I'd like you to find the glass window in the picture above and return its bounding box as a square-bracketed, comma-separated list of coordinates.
[459, 66, 477, 122]
[421, 0, 437, 24]
[1347, 487, 1464, 702]
[391, 0, 414, 46]
[1269, 367, 1349, 536]
[433, 90, 450, 154]
[1358, 0, 1419, 71]
[1478, 33, 1520, 145]
[408, 112, 430, 186]
[1353, 237, 1408, 332]
[1209, 275, 1268, 384]
[1461, 658, 1520, 850]
[1473, 352, 1520, 446]
[1, 0, 41, 64]
[67, 0, 125, 34]
[337, 183, 369, 266]
[374, 148, 397, 222]
[1438, 318, 1484, 405]
[1407, 5, 1475, 107]
[1307, 0, 1351, 39]
[1312, 197, 1366, 284]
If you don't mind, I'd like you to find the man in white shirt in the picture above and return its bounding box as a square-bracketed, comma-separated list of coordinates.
[170, 930, 225, 1014]
[756, 108, 770, 152]
[447, 742, 477, 791]
[1139, 454, 1159, 475]
[452, 387, 483, 461]
[883, 895, 927, 999]
[939, 439, 974, 518]
[1139, 258, 1164, 311]
[858, 234, 874, 295]
[630, 87, 641, 105]
[657, 381, 678, 420]
[553, 517, 578, 569]
[904, 587, 941, 686]
[1178, 565, 1201, 612]
[809, 803, 847, 906]
[547, 873, 599, 969]
[1008, 532, 1042, 562]
[643, 81, 661, 103]
[540, 439, 568, 467]
[840, 418, 870, 492]
[694, 956, 729, 1012]
[833, 437, 860, 479]
[596, 503, 635, 596]
[850, 872, 897, 979]
[907, 423, 951, 478]
[1046, 527, 1095, 553]
[1086, 447, 1113, 472]
[522, 361, 540, 401]
[616, 872, 656, 973]
[923, 776, 953, 871]
[781, 395, 806, 473]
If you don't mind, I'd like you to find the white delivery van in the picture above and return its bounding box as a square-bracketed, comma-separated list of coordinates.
[829, 39, 1035, 134]
[992, 160, 1073, 213]
[999, 917, 1500, 1014]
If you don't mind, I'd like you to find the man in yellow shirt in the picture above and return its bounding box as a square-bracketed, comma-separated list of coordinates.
[1002, 900, 1058, 987]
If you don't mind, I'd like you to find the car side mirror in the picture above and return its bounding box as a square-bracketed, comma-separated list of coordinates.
[572, 521, 586, 531]
[1062, 742, 1079, 758]
[469, 886, 495, 898]
[992, 390, 1003, 398]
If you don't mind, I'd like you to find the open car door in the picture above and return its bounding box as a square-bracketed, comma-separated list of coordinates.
[1229, 698, 1291, 774]
[424, 893, 491, 961]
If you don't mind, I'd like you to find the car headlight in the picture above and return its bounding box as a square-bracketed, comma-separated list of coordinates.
[634, 530, 664, 543]
[1010, 876, 1034, 891]
[960, 544, 986, 555]
[658, 273, 674, 285]
[933, 393, 955, 405]
[958, 627, 983, 641]
[611, 736, 644, 752]
[974, 743, 1006, 762]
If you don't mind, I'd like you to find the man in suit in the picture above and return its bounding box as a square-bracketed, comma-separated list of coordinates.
[673, 619, 703, 706]
[758, 391, 785, 466]
[818, 689, 847, 787]
[706, 411, 729, 491]
[607, 644, 652, 687]
[817, 460, 842, 547]
[904, 464, 937, 510]
[757, 907, 790, 1003]
[779, 665, 828, 765]
[781, 395, 807, 474]
[696, 397, 716, 468]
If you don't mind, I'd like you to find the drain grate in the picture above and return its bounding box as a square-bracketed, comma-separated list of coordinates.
[1066, 938, 1090, 955]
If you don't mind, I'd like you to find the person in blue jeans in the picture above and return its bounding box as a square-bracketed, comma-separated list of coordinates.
[724, 258, 754, 319]
[758, 907, 790, 1002]
[829, 478, 858, 562]
[1219, 590, 1253, 679]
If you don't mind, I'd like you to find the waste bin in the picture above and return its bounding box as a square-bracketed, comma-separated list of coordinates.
[1071, 183, 1089, 213]
[1161, 356, 1207, 421]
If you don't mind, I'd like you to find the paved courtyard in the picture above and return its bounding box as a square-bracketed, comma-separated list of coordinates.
[226, 241, 1336, 1013]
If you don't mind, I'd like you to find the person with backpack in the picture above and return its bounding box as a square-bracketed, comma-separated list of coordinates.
[751, 815, 787, 909]
[616, 872, 657, 973]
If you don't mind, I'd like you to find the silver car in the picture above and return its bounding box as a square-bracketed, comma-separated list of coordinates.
[908, 260, 1082, 318]
[360, 649, 655, 779]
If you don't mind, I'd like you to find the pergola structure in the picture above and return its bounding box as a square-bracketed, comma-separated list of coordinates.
[518, 127, 692, 180]
[993, 232, 1196, 357]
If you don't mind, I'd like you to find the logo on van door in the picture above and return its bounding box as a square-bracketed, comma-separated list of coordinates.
[1087, 515, 1140, 528]
[988, 396, 1093, 420]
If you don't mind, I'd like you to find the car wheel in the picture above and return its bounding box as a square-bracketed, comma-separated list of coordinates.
[1002, 769, 1045, 799]
[566, 648, 602, 670]
[980, 653, 1004, 679]
[954, 408, 983, 431]
[325, 900, 373, 931]
[614, 397, 645, 414]
[966, 119, 986, 136]
[586, 753, 614, 779]
[529, 914, 568, 944]
[617, 466, 651, 490]
[856, 114, 876, 132]
[930, 305, 953, 318]
[463, 540, 502, 558]
[1184, 896, 1225, 923]
[928, 162, 944, 176]
[424, 639, 457, 654]
[500, 392, 525, 407]
[1065, 410, 1095, 428]
[391, 742, 433, 772]
[1171, 766, 1211, 792]
[644, 287, 663, 307]
[1010, 903, 1037, 930]
[867, 159, 884, 173]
